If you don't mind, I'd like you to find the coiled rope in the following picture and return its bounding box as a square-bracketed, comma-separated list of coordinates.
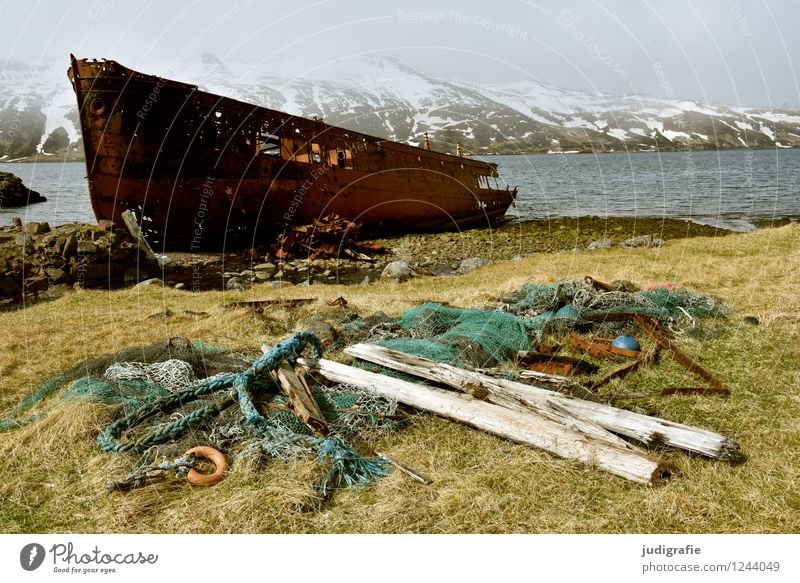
[97, 331, 388, 494]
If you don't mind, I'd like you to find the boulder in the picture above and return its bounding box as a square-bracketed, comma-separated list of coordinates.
[0, 172, 46, 208]
[381, 260, 415, 282]
[457, 257, 489, 274]
[76, 241, 98, 254]
[225, 276, 250, 291]
[23, 221, 50, 235]
[588, 239, 614, 250]
[0, 276, 21, 298]
[621, 235, 665, 248]
[134, 277, 164, 288]
[44, 267, 70, 285]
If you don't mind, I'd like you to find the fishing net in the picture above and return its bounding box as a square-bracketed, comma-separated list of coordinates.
[375, 302, 536, 368]
[499, 280, 727, 335]
[0, 337, 248, 431]
[2, 333, 399, 497]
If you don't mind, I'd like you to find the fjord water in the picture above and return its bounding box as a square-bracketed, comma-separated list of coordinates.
[489, 148, 800, 231]
[2, 148, 799, 230]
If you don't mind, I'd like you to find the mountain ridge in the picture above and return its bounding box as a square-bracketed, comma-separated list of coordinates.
[1, 54, 798, 162]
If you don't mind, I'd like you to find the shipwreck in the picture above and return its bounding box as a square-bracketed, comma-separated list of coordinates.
[68, 56, 517, 251]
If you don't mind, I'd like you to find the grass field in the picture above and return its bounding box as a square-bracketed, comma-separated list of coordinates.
[1, 223, 798, 533]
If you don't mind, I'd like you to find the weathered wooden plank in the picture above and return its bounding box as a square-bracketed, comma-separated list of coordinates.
[298, 357, 674, 485]
[343, 343, 740, 461]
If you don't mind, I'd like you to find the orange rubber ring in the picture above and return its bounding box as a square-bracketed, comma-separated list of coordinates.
[185, 446, 228, 486]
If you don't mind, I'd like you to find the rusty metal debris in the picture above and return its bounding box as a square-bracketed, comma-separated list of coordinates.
[569, 333, 641, 361]
[516, 351, 599, 377]
[634, 315, 730, 394]
[224, 298, 316, 312]
[269, 214, 387, 261]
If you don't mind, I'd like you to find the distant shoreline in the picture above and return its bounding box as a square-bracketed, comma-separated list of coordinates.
[2, 144, 798, 164]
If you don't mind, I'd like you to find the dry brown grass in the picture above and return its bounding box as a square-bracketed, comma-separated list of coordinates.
[1, 224, 799, 533]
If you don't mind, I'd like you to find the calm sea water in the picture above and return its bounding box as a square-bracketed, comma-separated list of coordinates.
[2, 149, 799, 231]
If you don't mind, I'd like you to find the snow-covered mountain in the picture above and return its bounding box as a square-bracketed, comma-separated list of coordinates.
[1, 53, 799, 161]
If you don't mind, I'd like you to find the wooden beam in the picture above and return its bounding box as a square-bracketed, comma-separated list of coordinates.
[298, 356, 674, 485]
[343, 343, 740, 461]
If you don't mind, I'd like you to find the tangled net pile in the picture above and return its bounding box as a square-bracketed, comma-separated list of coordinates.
[2, 334, 398, 496]
[500, 279, 727, 335]
[337, 279, 726, 370]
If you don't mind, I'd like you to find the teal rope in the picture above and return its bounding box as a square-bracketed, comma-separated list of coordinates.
[97, 331, 388, 493]
[97, 331, 323, 453]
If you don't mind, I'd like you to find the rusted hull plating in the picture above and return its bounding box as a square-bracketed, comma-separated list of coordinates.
[69, 56, 517, 251]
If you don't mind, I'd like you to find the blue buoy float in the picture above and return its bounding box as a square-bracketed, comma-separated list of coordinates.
[611, 335, 641, 352]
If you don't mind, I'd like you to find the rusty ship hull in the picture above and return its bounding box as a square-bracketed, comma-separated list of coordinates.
[68, 56, 517, 251]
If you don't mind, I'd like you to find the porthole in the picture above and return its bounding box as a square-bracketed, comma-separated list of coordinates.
[90, 98, 106, 116]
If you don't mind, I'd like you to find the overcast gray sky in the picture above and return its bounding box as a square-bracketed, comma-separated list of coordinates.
[1, 0, 798, 107]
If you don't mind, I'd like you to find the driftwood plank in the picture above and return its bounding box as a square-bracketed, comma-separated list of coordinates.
[298, 357, 674, 485]
[343, 343, 740, 461]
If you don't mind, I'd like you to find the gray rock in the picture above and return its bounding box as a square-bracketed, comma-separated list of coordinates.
[23, 221, 50, 235]
[240, 269, 255, 277]
[62, 235, 78, 257]
[174, 282, 185, 290]
[381, 260, 415, 282]
[457, 257, 489, 274]
[0, 276, 21, 298]
[360, 275, 371, 285]
[44, 268, 69, 284]
[273, 270, 284, 280]
[134, 277, 164, 288]
[225, 276, 250, 291]
[269, 280, 294, 289]
[621, 235, 665, 248]
[76, 241, 98, 254]
[253, 270, 272, 281]
[253, 262, 276, 271]
[588, 239, 614, 250]
[14, 233, 33, 247]
[296, 280, 312, 287]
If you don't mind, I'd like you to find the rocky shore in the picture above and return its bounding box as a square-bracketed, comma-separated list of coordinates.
[0, 214, 752, 306]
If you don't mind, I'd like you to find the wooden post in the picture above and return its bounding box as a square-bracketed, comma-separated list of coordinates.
[343, 343, 740, 461]
[298, 356, 674, 485]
